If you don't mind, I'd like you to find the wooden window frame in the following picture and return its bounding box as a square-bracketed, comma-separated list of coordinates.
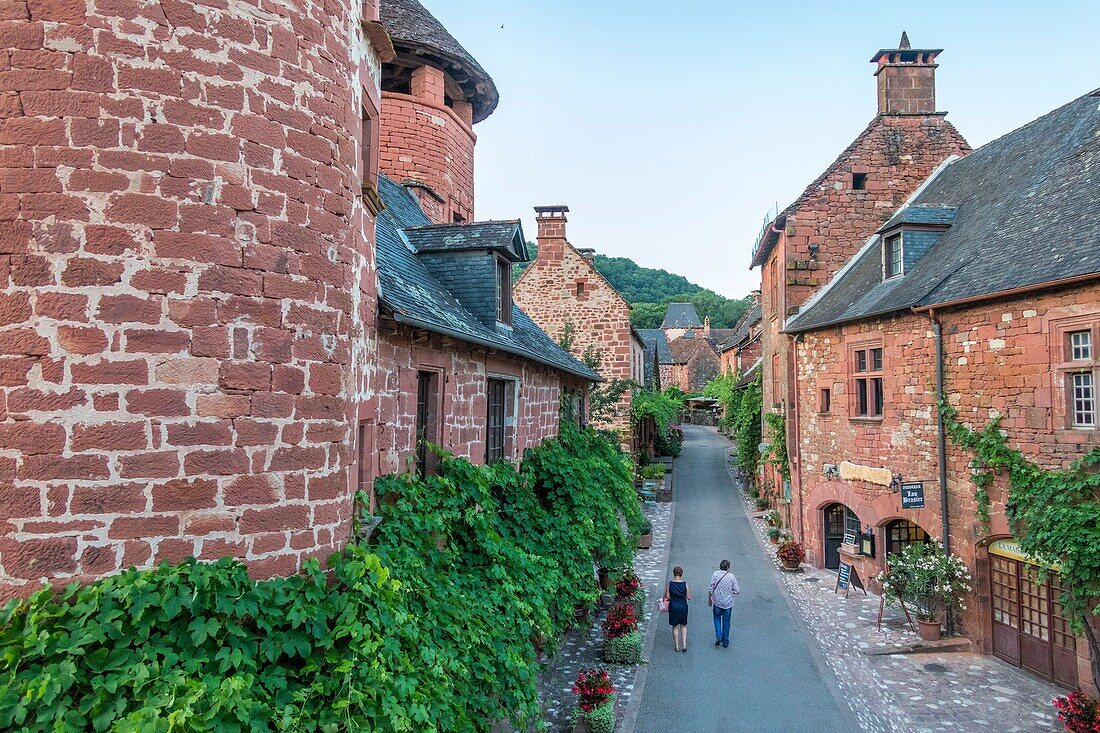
[1051, 315, 1100, 431]
[486, 376, 519, 463]
[768, 257, 779, 319]
[819, 387, 831, 415]
[495, 256, 512, 326]
[849, 340, 884, 421]
[883, 232, 903, 279]
[415, 369, 442, 475]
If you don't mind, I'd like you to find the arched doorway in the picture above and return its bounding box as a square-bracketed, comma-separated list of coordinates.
[822, 503, 859, 570]
[883, 519, 929, 558]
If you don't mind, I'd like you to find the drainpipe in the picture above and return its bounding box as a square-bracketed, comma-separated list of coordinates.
[930, 308, 953, 634]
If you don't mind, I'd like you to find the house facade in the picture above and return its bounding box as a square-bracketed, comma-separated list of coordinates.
[0, 0, 392, 597]
[783, 90, 1100, 692]
[0, 0, 593, 600]
[512, 207, 643, 441]
[751, 34, 970, 525]
[719, 294, 763, 378]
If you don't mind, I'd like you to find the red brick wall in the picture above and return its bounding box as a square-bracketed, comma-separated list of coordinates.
[372, 323, 579, 480]
[379, 90, 475, 225]
[0, 0, 378, 599]
[794, 283, 1100, 689]
[513, 234, 633, 438]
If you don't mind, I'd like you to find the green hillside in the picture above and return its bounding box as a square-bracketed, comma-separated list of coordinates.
[515, 245, 751, 329]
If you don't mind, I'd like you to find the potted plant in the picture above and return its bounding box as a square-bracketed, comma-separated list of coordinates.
[595, 557, 612, 591]
[776, 539, 805, 570]
[877, 541, 971, 641]
[636, 517, 653, 549]
[754, 496, 769, 511]
[615, 569, 645, 617]
[763, 509, 782, 527]
[572, 668, 616, 733]
[766, 526, 781, 544]
[1053, 692, 1100, 733]
[602, 603, 641, 665]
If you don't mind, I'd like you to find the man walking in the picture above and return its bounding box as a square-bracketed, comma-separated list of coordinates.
[708, 559, 739, 648]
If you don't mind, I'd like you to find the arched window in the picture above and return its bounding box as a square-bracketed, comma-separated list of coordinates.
[884, 519, 929, 557]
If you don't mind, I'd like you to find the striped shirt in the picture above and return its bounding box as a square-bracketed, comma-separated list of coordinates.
[709, 570, 740, 609]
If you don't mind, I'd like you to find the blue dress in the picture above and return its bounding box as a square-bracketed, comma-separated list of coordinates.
[667, 580, 688, 626]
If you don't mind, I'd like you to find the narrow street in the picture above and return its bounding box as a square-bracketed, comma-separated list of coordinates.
[634, 425, 857, 732]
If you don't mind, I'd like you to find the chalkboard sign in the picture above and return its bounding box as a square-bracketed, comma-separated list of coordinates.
[842, 530, 857, 547]
[834, 561, 868, 598]
[836, 562, 852, 591]
[901, 482, 925, 509]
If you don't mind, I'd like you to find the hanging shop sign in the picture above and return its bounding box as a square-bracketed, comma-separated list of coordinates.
[838, 460, 893, 486]
[900, 481, 925, 509]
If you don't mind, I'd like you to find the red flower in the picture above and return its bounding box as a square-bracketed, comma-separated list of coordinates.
[572, 667, 615, 711]
[1054, 693, 1100, 733]
[615, 571, 641, 599]
[602, 602, 638, 639]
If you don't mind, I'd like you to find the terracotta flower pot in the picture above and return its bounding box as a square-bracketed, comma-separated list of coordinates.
[917, 617, 942, 641]
[780, 558, 801, 570]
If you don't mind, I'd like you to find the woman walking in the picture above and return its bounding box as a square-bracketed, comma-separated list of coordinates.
[663, 565, 691, 652]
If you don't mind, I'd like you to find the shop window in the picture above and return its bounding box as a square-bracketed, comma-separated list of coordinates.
[415, 370, 441, 475]
[883, 519, 929, 557]
[851, 344, 884, 418]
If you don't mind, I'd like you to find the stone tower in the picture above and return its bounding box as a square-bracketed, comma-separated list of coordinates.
[378, 0, 499, 224]
[0, 0, 388, 599]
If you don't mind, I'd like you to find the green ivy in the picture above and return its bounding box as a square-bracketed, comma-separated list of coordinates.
[703, 372, 742, 432]
[764, 413, 791, 482]
[631, 388, 685, 458]
[940, 399, 1100, 686]
[602, 630, 642, 665]
[733, 374, 763, 489]
[1, 424, 640, 732]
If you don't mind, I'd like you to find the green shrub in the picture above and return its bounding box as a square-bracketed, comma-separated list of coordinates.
[577, 700, 616, 733]
[1, 424, 639, 732]
[639, 464, 665, 480]
[602, 630, 642, 665]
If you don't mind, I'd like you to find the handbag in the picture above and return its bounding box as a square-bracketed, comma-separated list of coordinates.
[658, 597, 670, 613]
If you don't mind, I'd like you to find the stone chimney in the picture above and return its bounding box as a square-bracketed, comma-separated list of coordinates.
[750, 289, 762, 305]
[534, 205, 569, 262]
[871, 32, 941, 116]
[704, 316, 711, 338]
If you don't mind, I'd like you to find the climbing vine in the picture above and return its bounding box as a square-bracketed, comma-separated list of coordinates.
[940, 399, 1100, 686]
[558, 320, 635, 427]
[764, 412, 791, 482]
[733, 373, 763, 489]
[1, 424, 640, 732]
[631, 388, 685, 457]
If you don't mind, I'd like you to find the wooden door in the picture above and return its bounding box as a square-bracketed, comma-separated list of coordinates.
[823, 504, 846, 570]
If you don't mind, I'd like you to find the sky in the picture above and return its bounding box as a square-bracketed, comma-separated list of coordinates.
[424, 1, 1100, 299]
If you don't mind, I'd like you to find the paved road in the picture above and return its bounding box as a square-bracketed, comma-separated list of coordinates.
[634, 426, 858, 733]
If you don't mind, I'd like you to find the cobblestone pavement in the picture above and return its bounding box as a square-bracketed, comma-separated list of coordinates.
[724, 444, 1064, 733]
[533, 499, 672, 731]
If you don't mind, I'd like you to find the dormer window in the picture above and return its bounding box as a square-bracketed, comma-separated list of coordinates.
[496, 257, 512, 325]
[884, 233, 903, 279]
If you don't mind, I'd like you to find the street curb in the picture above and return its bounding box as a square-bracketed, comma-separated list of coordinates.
[619, 498, 676, 733]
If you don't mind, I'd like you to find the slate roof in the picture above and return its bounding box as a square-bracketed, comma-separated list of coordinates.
[877, 204, 958, 232]
[720, 303, 762, 351]
[405, 220, 527, 261]
[380, 0, 498, 123]
[788, 91, 1100, 333]
[375, 175, 599, 380]
[637, 329, 672, 365]
[661, 302, 703, 328]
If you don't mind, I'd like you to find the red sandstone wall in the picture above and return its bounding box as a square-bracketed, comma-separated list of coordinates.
[0, 0, 377, 599]
[759, 114, 970, 501]
[513, 241, 633, 439]
[373, 324, 575, 479]
[794, 283, 1100, 688]
[379, 92, 475, 225]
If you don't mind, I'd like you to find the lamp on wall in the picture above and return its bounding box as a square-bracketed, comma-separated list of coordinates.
[889, 473, 902, 493]
[808, 243, 819, 260]
[823, 464, 840, 478]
